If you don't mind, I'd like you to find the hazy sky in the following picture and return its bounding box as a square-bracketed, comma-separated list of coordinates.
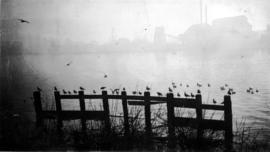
[4, 0, 270, 43]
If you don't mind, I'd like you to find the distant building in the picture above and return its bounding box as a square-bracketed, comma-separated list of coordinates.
[212, 15, 252, 34]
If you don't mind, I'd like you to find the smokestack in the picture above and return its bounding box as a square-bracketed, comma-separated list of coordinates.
[200, 0, 202, 24]
[205, 5, 207, 24]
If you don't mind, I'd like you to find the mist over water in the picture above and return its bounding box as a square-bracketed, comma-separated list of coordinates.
[2, 0, 270, 145]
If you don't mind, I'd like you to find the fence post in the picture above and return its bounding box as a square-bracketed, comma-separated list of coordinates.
[224, 95, 233, 150]
[196, 94, 203, 143]
[144, 91, 152, 146]
[102, 91, 111, 134]
[33, 91, 43, 127]
[167, 93, 176, 148]
[54, 91, 63, 132]
[121, 91, 130, 138]
[79, 91, 86, 132]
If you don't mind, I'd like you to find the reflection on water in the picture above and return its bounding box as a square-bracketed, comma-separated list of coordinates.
[20, 51, 270, 134]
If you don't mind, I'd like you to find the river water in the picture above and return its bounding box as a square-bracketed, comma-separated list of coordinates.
[14, 49, 270, 140]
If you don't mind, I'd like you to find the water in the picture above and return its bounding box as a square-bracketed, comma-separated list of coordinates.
[15, 50, 270, 138]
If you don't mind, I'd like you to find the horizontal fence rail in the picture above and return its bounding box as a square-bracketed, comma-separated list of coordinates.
[33, 90, 233, 149]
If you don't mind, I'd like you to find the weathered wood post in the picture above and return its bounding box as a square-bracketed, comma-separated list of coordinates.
[167, 93, 176, 148]
[54, 91, 63, 132]
[144, 91, 152, 145]
[79, 91, 86, 132]
[196, 94, 203, 142]
[102, 91, 111, 134]
[121, 91, 130, 138]
[33, 91, 43, 127]
[224, 95, 233, 150]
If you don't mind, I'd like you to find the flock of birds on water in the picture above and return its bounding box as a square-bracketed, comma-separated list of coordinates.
[34, 80, 260, 105]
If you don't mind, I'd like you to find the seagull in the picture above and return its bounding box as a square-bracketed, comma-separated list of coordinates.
[138, 91, 142, 95]
[73, 90, 77, 94]
[197, 89, 201, 94]
[17, 19, 30, 23]
[197, 83, 202, 87]
[93, 90, 96, 94]
[63, 89, 67, 94]
[256, 89, 259, 93]
[213, 99, 217, 104]
[190, 93, 195, 98]
[100, 86, 106, 90]
[68, 91, 71, 94]
[123, 87, 126, 91]
[157, 92, 162, 96]
[37, 87, 42, 92]
[177, 93, 181, 97]
[54, 86, 58, 91]
[66, 61, 72, 66]
[184, 92, 190, 98]
[104, 74, 108, 78]
[79, 86, 85, 91]
[208, 83, 211, 87]
[146, 86, 151, 91]
[168, 87, 173, 92]
[132, 91, 137, 95]
[227, 90, 232, 95]
[220, 86, 225, 91]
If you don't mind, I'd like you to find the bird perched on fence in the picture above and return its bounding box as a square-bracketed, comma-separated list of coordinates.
[37, 87, 42, 92]
[220, 86, 225, 91]
[17, 18, 30, 23]
[227, 89, 232, 95]
[132, 91, 137, 95]
[123, 87, 126, 91]
[168, 87, 173, 93]
[190, 93, 195, 98]
[184, 92, 190, 98]
[93, 90, 96, 94]
[146, 86, 151, 91]
[138, 91, 142, 95]
[68, 91, 71, 94]
[256, 89, 259, 93]
[63, 89, 67, 94]
[197, 89, 201, 94]
[197, 83, 202, 87]
[213, 99, 217, 104]
[100, 86, 106, 90]
[177, 93, 181, 97]
[73, 90, 77, 94]
[79, 86, 85, 91]
[157, 92, 162, 96]
[54, 86, 58, 91]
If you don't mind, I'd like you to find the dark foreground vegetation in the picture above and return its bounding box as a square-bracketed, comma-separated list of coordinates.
[0, 99, 269, 151]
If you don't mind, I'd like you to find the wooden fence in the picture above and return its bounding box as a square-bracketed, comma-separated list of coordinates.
[33, 90, 232, 149]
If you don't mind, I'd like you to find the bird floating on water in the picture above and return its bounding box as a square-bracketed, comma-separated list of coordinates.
[17, 18, 30, 23]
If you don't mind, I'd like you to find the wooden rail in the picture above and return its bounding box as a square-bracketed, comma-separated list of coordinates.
[33, 90, 233, 149]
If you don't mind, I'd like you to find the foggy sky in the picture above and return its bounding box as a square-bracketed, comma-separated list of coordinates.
[3, 0, 270, 43]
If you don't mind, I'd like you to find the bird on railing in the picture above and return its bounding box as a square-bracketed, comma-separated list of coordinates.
[197, 89, 201, 94]
[190, 93, 195, 98]
[73, 90, 77, 94]
[255, 89, 259, 93]
[37, 87, 42, 92]
[184, 92, 190, 98]
[93, 90, 96, 94]
[246, 89, 250, 93]
[123, 87, 126, 91]
[63, 89, 67, 94]
[68, 91, 71, 95]
[197, 83, 202, 87]
[146, 86, 151, 91]
[132, 91, 137, 95]
[213, 99, 217, 104]
[157, 92, 162, 96]
[79, 86, 85, 91]
[54, 86, 58, 91]
[177, 93, 181, 97]
[208, 83, 211, 87]
[104, 74, 108, 78]
[227, 89, 232, 95]
[100, 86, 106, 90]
[172, 85, 177, 89]
[168, 87, 173, 93]
[138, 91, 142, 95]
